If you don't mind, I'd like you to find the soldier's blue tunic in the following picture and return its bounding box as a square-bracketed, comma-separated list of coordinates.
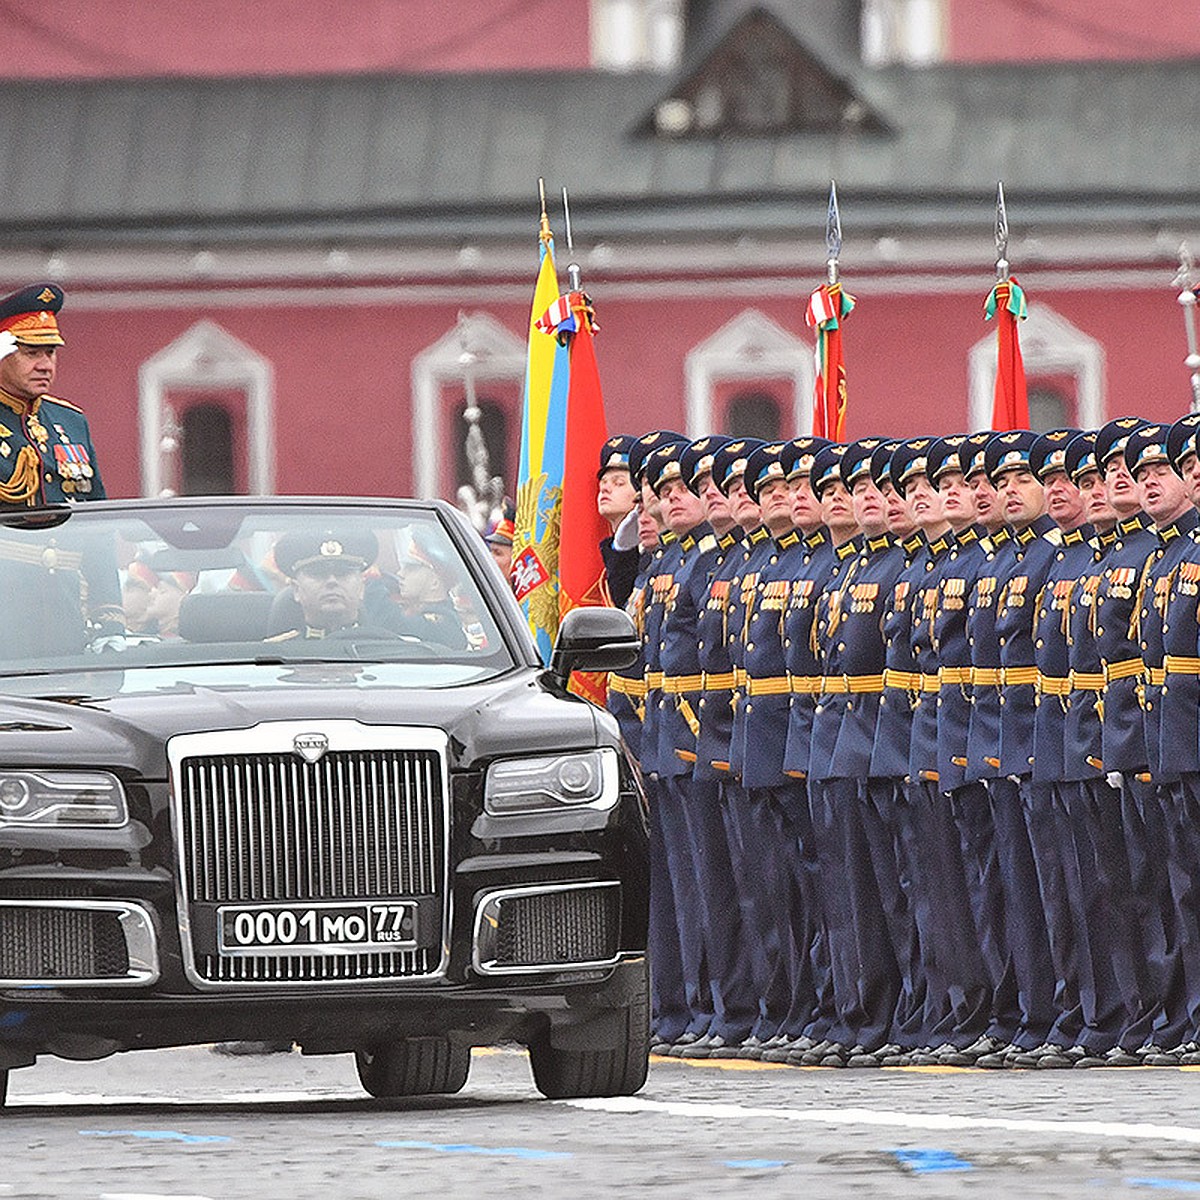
[908, 531, 955, 785]
[809, 532, 910, 1051]
[695, 529, 747, 780]
[606, 551, 651, 763]
[780, 530, 836, 779]
[964, 527, 1014, 782]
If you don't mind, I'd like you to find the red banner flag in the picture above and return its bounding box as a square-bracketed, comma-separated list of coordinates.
[541, 291, 610, 705]
[806, 282, 855, 441]
[985, 277, 1030, 431]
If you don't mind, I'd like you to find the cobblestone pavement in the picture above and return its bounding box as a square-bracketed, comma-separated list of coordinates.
[6, 1049, 1200, 1198]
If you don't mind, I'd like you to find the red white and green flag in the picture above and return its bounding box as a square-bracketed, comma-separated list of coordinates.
[985, 277, 1030, 430]
[806, 282, 855, 441]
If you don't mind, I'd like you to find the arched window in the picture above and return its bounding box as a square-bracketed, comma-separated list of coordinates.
[180, 403, 236, 495]
[725, 391, 782, 441]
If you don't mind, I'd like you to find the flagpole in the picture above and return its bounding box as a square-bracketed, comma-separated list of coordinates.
[562, 186, 582, 292]
[995, 181, 1010, 283]
[1172, 242, 1200, 414]
[986, 182, 1029, 431]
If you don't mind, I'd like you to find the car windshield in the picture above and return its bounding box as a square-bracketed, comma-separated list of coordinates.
[0, 499, 518, 683]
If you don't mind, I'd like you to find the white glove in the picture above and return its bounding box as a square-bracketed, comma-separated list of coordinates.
[1106, 771, 1124, 791]
[86, 634, 128, 654]
[612, 507, 640, 552]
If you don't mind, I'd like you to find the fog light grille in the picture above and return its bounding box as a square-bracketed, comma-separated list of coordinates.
[0, 905, 129, 980]
[480, 883, 621, 972]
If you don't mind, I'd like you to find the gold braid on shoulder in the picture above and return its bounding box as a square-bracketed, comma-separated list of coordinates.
[0, 446, 42, 505]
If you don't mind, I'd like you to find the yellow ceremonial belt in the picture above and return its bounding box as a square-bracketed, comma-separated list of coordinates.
[701, 672, 736, 691]
[1147, 667, 1166, 686]
[607, 674, 647, 698]
[919, 673, 940, 693]
[1104, 658, 1143, 682]
[1036, 674, 1071, 696]
[820, 674, 885, 694]
[1164, 655, 1200, 676]
[1069, 671, 1105, 692]
[971, 668, 1002, 687]
[789, 674, 822, 694]
[663, 674, 704, 694]
[747, 675, 791, 696]
[644, 671, 665, 691]
[939, 666, 972, 686]
[883, 669, 920, 691]
[1002, 666, 1038, 686]
[734, 668, 750, 689]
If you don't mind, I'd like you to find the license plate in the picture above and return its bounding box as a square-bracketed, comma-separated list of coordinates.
[217, 900, 418, 956]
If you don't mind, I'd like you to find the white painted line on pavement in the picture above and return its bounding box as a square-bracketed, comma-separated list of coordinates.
[565, 1096, 1200, 1147]
[100, 1194, 216, 1200]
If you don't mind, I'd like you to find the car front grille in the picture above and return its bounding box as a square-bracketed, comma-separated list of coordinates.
[171, 727, 449, 987]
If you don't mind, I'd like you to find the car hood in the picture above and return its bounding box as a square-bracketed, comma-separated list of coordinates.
[0, 663, 608, 777]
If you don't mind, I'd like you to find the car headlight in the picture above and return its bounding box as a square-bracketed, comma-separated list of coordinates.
[484, 749, 618, 815]
[0, 770, 128, 827]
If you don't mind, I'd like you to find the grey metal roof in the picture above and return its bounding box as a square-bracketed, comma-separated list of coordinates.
[2, 47, 1198, 248]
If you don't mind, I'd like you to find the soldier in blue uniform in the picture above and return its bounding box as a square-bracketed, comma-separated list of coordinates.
[1059, 429, 1159, 1065]
[887, 439, 992, 1063]
[806, 438, 918, 1065]
[731, 440, 824, 1060]
[967, 432, 1059, 1068]
[618, 431, 693, 1053]
[1128, 422, 1200, 1064]
[655, 436, 760, 1059]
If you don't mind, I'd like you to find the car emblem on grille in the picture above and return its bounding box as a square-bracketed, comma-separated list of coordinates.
[293, 732, 329, 763]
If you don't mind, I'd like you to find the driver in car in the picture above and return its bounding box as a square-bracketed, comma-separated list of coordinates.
[265, 531, 380, 641]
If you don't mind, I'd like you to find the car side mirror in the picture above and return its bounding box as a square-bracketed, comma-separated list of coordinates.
[548, 607, 639, 686]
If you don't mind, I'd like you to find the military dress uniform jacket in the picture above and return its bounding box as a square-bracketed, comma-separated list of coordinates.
[724, 527, 774, 780]
[694, 528, 750, 781]
[639, 531, 681, 778]
[908, 531, 956, 785]
[735, 528, 805, 789]
[995, 515, 1061, 779]
[965, 527, 1015, 782]
[0, 390, 106, 506]
[868, 533, 927, 780]
[1062, 530, 1113, 784]
[931, 526, 987, 791]
[657, 523, 720, 779]
[1030, 526, 1097, 785]
[779, 530, 837, 780]
[606, 549, 653, 763]
[810, 534, 903, 781]
[1093, 515, 1157, 774]
[1137, 508, 1200, 783]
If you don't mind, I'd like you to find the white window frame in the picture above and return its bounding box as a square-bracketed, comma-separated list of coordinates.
[968, 302, 1106, 431]
[138, 319, 274, 497]
[410, 313, 525, 500]
[685, 308, 815, 438]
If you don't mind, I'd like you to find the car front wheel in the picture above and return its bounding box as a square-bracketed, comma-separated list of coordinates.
[528, 961, 650, 1099]
[355, 1036, 470, 1098]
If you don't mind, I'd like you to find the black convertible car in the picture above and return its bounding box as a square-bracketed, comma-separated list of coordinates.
[0, 496, 648, 1107]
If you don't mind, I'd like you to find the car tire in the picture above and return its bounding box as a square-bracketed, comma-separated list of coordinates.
[355, 1037, 470, 1098]
[528, 961, 650, 1099]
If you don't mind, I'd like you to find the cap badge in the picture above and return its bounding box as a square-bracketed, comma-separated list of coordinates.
[320, 540, 344, 557]
[37, 288, 55, 303]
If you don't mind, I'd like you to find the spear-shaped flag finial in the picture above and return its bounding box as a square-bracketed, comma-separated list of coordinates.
[826, 180, 842, 285]
[1172, 242, 1200, 412]
[807, 181, 854, 439]
[984, 182, 1028, 429]
[994, 181, 1010, 282]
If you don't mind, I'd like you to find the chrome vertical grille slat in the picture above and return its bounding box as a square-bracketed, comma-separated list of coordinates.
[175, 742, 447, 985]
